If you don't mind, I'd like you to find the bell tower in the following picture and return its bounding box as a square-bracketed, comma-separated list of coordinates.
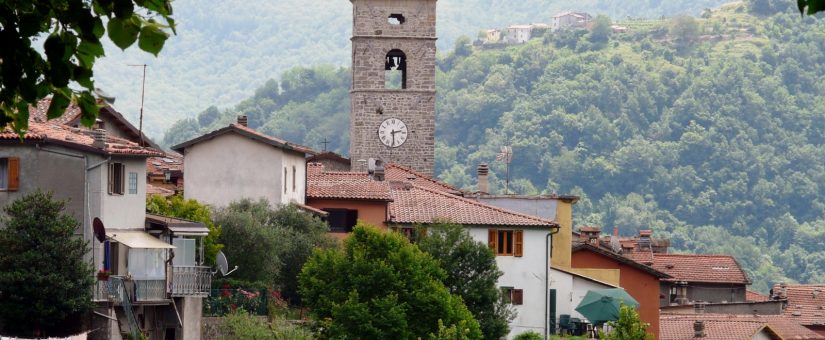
[349, 0, 437, 175]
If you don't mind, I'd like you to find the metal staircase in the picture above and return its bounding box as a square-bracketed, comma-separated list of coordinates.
[108, 277, 140, 340]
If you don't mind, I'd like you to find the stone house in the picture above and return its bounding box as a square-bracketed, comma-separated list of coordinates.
[551, 11, 592, 32]
[506, 25, 535, 44]
[172, 116, 316, 208]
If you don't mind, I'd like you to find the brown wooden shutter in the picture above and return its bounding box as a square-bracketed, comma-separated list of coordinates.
[107, 163, 113, 194]
[514, 230, 524, 257]
[513, 289, 523, 305]
[7, 157, 19, 191]
[488, 229, 497, 253]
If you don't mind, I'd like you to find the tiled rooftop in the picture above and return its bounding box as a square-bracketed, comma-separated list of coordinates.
[147, 153, 184, 175]
[306, 163, 393, 201]
[660, 313, 824, 339]
[29, 98, 82, 125]
[774, 284, 825, 326]
[388, 180, 557, 227]
[626, 253, 751, 284]
[1, 121, 163, 157]
[172, 122, 316, 156]
[747, 289, 771, 302]
[384, 163, 464, 195]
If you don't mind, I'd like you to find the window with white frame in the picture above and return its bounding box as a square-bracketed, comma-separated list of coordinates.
[108, 162, 125, 195]
[128, 248, 165, 280]
[172, 238, 197, 266]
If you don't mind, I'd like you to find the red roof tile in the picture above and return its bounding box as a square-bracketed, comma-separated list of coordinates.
[388, 181, 557, 227]
[306, 163, 393, 201]
[660, 313, 825, 339]
[631, 253, 750, 284]
[774, 284, 825, 326]
[29, 97, 82, 125]
[747, 289, 771, 302]
[1, 121, 163, 157]
[384, 163, 464, 195]
[147, 153, 184, 176]
[147, 183, 175, 196]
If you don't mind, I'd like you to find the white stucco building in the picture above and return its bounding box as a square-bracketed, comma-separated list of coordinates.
[172, 116, 316, 208]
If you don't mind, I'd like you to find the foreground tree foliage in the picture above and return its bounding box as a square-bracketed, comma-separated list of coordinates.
[146, 194, 223, 265]
[416, 222, 513, 340]
[0, 191, 93, 337]
[598, 304, 653, 340]
[299, 224, 482, 339]
[215, 199, 334, 303]
[220, 309, 314, 340]
[0, 0, 175, 132]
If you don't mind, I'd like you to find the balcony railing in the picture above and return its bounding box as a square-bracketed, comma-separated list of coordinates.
[171, 266, 212, 297]
[93, 277, 167, 302]
[135, 279, 167, 301]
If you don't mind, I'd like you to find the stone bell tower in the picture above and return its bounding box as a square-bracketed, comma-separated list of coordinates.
[349, 0, 437, 175]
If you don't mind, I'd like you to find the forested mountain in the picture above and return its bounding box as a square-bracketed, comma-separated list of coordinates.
[162, 2, 825, 291]
[92, 0, 730, 138]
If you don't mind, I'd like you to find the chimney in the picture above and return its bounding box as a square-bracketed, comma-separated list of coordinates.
[237, 115, 248, 127]
[477, 163, 489, 194]
[693, 321, 705, 338]
[93, 129, 107, 148]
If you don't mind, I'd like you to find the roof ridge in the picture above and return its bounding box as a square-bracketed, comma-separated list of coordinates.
[406, 181, 556, 226]
[387, 163, 463, 192]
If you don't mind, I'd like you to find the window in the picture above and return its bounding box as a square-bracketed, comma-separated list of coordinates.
[385, 49, 407, 89]
[284, 168, 288, 193]
[128, 248, 165, 280]
[0, 157, 19, 191]
[108, 162, 125, 195]
[292, 166, 296, 192]
[488, 229, 523, 257]
[324, 208, 358, 233]
[388, 13, 405, 25]
[128, 172, 138, 194]
[172, 238, 196, 266]
[501, 287, 523, 305]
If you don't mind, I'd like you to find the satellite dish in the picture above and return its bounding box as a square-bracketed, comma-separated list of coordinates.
[93, 217, 106, 243]
[214, 251, 238, 277]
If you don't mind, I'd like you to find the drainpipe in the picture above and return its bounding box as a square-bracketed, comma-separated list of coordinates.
[545, 225, 560, 340]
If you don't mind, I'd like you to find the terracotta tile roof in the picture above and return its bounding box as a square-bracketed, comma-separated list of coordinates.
[147, 183, 175, 196]
[1, 121, 163, 157]
[172, 123, 316, 156]
[29, 97, 82, 125]
[660, 313, 825, 339]
[774, 284, 825, 326]
[571, 242, 671, 278]
[748, 289, 771, 302]
[306, 163, 393, 201]
[388, 181, 557, 227]
[384, 163, 464, 195]
[147, 153, 184, 176]
[628, 253, 751, 285]
[578, 226, 602, 233]
[307, 151, 350, 164]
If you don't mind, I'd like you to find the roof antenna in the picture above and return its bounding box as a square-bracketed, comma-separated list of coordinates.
[127, 64, 147, 147]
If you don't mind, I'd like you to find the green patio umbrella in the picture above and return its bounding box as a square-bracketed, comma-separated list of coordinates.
[574, 288, 640, 325]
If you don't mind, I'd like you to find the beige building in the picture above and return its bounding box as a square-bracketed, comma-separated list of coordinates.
[172, 116, 315, 208]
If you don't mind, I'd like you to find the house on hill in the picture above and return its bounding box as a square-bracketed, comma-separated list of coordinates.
[172, 116, 316, 208]
[305, 162, 561, 337]
[551, 11, 592, 31]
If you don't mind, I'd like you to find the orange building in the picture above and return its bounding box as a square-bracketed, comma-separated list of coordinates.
[571, 243, 670, 339]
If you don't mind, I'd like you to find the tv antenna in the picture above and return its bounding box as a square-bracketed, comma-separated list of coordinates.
[127, 64, 147, 147]
[496, 145, 513, 194]
[321, 138, 330, 151]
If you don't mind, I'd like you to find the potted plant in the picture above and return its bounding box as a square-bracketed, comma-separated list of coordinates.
[97, 269, 111, 281]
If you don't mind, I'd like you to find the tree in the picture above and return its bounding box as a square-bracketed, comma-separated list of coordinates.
[0, 0, 175, 133]
[416, 222, 513, 340]
[146, 194, 223, 265]
[214, 199, 334, 303]
[299, 224, 482, 339]
[796, 0, 824, 15]
[0, 191, 94, 337]
[598, 304, 653, 340]
[669, 16, 699, 48]
[588, 15, 612, 45]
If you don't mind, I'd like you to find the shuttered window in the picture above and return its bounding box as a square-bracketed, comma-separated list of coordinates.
[0, 157, 19, 191]
[488, 229, 523, 256]
[108, 162, 125, 195]
[512, 289, 524, 305]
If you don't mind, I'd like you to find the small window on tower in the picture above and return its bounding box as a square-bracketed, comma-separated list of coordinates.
[388, 14, 405, 25]
[385, 49, 407, 89]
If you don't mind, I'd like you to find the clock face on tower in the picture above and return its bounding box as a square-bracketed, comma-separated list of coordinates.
[378, 118, 408, 148]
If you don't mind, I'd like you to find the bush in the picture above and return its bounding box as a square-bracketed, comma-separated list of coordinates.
[514, 331, 543, 340]
[220, 309, 314, 340]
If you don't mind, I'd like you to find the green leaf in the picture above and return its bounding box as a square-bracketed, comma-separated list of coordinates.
[77, 40, 105, 68]
[74, 67, 94, 89]
[48, 63, 71, 87]
[113, 0, 135, 18]
[138, 25, 169, 56]
[47, 90, 72, 120]
[808, 0, 825, 14]
[44, 34, 66, 62]
[798, 0, 807, 15]
[76, 92, 100, 127]
[92, 18, 105, 39]
[107, 17, 140, 49]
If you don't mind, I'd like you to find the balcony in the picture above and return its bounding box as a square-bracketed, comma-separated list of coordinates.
[171, 265, 212, 297]
[92, 277, 168, 303]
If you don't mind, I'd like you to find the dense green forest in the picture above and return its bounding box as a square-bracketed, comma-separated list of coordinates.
[93, 0, 731, 137]
[162, 2, 825, 291]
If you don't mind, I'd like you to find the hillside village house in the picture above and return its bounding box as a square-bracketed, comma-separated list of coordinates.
[506, 25, 535, 44]
[306, 162, 562, 337]
[0, 107, 210, 339]
[172, 116, 315, 208]
[551, 11, 593, 31]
